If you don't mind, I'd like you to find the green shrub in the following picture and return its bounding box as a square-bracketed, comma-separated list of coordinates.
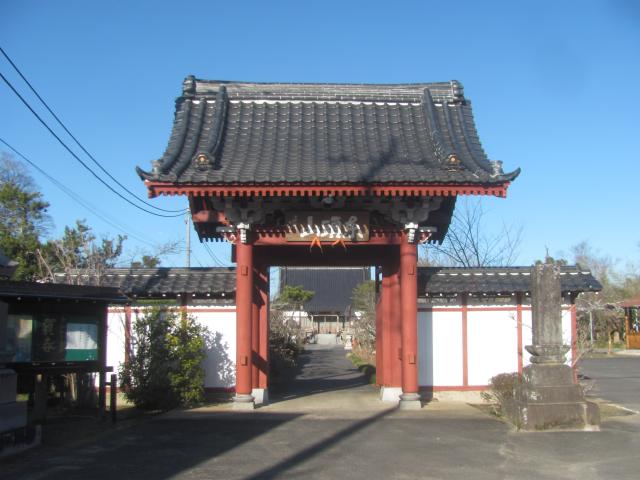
[481, 372, 521, 419]
[119, 308, 209, 410]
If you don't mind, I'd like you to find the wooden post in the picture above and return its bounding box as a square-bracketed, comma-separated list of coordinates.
[98, 306, 108, 418]
[399, 240, 420, 409]
[251, 281, 260, 389]
[33, 373, 48, 422]
[234, 240, 255, 409]
[110, 374, 117, 424]
[124, 304, 132, 365]
[258, 264, 270, 390]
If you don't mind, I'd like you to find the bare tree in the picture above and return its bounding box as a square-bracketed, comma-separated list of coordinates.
[350, 281, 376, 362]
[36, 220, 125, 285]
[569, 241, 626, 352]
[422, 198, 522, 267]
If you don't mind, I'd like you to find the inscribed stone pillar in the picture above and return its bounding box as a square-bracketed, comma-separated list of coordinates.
[526, 261, 570, 364]
[511, 259, 599, 430]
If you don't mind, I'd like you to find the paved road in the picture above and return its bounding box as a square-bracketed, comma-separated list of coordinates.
[3, 347, 640, 480]
[267, 344, 382, 411]
[579, 356, 640, 413]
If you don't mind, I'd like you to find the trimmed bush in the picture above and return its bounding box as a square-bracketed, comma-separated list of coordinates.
[119, 308, 208, 410]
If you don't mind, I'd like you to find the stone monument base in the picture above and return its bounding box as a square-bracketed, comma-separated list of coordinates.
[509, 364, 600, 431]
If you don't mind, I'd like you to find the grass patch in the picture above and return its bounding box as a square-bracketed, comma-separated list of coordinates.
[598, 403, 636, 418]
[347, 353, 376, 384]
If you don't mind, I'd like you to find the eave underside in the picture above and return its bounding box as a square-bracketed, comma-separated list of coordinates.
[145, 181, 511, 199]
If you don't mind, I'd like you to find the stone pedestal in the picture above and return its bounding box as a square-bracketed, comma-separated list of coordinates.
[232, 393, 255, 411]
[0, 369, 26, 432]
[398, 392, 422, 410]
[379, 386, 402, 403]
[0, 368, 40, 458]
[514, 364, 600, 430]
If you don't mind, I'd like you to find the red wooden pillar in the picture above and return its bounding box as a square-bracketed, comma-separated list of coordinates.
[399, 240, 421, 408]
[388, 250, 402, 388]
[257, 265, 270, 390]
[379, 248, 402, 401]
[235, 240, 254, 407]
[251, 280, 260, 389]
[375, 286, 384, 386]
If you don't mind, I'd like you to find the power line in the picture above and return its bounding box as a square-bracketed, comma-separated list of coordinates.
[0, 46, 186, 214]
[203, 241, 226, 267]
[0, 70, 184, 218]
[0, 136, 160, 247]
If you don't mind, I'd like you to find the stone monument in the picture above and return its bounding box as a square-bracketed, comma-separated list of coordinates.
[512, 259, 600, 430]
[0, 300, 40, 457]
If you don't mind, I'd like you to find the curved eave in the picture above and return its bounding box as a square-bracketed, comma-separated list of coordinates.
[143, 180, 514, 199]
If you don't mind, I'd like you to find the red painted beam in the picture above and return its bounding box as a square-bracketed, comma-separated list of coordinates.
[145, 181, 511, 199]
[235, 245, 401, 267]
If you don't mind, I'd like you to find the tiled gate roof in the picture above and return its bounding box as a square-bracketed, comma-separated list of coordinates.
[138, 79, 519, 187]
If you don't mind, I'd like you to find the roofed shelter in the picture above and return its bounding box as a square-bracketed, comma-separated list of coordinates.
[138, 78, 520, 409]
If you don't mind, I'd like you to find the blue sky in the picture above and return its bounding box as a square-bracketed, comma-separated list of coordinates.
[1, 0, 639, 269]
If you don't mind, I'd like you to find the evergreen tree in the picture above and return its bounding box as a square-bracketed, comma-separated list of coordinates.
[0, 153, 50, 280]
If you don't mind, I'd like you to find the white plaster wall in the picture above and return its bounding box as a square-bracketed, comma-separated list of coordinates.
[467, 309, 518, 385]
[418, 311, 463, 387]
[562, 308, 573, 366]
[189, 307, 237, 389]
[521, 309, 533, 367]
[103, 306, 237, 389]
[106, 309, 127, 374]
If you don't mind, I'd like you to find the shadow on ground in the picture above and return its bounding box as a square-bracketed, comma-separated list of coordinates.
[268, 344, 372, 404]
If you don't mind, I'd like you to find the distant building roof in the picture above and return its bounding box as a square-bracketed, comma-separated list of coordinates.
[137, 78, 519, 188]
[419, 266, 602, 295]
[53, 267, 236, 299]
[621, 296, 640, 308]
[281, 267, 370, 313]
[0, 280, 127, 303]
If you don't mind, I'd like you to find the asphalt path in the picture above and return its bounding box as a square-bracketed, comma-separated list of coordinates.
[3, 347, 640, 480]
[579, 356, 640, 413]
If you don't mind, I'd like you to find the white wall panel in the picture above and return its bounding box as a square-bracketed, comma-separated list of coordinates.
[562, 308, 573, 366]
[190, 308, 237, 388]
[521, 309, 533, 367]
[418, 311, 463, 387]
[106, 310, 127, 373]
[467, 309, 518, 385]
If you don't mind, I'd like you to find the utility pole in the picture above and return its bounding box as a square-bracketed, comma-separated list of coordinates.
[185, 211, 191, 268]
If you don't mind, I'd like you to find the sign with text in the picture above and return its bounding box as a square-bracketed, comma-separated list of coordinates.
[285, 212, 370, 242]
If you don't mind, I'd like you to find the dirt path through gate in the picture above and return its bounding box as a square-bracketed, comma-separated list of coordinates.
[266, 344, 386, 414]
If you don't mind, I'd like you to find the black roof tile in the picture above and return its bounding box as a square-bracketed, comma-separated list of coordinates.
[138, 79, 519, 186]
[53, 268, 236, 297]
[419, 266, 602, 295]
[0, 280, 128, 303]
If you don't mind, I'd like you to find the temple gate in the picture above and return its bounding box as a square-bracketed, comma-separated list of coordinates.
[137, 78, 519, 409]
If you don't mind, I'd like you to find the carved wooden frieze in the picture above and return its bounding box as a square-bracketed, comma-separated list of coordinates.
[284, 212, 370, 242]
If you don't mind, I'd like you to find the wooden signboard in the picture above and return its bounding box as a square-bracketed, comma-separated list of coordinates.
[285, 212, 370, 242]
